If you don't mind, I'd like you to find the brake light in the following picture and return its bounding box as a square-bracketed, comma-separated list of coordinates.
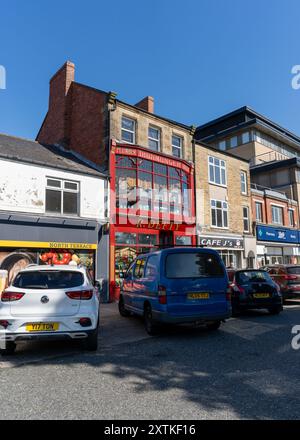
[66, 290, 93, 300]
[231, 283, 245, 295]
[284, 275, 298, 281]
[158, 285, 167, 305]
[226, 284, 232, 301]
[1, 291, 25, 302]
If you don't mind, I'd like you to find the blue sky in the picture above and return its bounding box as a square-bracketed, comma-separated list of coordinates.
[0, 0, 300, 140]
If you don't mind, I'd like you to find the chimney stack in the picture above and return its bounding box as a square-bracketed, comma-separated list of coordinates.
[37, 61, 75, 147]
[135, 96, 154, 114]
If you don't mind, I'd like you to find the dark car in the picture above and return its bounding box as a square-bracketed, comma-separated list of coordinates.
[262, 265, 300, 300]
[229, 269, 283, 315]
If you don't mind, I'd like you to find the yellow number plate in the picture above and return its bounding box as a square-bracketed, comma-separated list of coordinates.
[26, 323, 59, 332]
[188, 293, 210, 300]
[253, 293, 270, 299]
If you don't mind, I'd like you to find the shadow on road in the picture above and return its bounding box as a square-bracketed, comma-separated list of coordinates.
[1, 305, 300, 419]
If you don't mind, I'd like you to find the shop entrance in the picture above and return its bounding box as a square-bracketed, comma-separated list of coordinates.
[159, 231, 173, 248]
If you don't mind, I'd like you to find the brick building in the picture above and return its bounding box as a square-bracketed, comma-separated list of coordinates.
[37, 62, 197, 299]
[251, 185, 300, 266]
[195, 142, 255, 268]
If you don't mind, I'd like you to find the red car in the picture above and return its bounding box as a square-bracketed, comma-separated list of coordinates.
[263, 265, 300, 300]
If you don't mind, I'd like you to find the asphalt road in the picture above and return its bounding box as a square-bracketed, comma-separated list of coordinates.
[0, 303, 300, 420]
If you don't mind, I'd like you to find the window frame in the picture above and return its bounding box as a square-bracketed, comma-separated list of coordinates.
[210, 199, 229, 229]
[121, 116, 136, 144]
[240, 170, 248, 195]
[172, 134, 183, 158]
[148, 125, 161, 151]
[255, 201, 263, 222]
[208, 156, 227, 187]
[271, 204, 284, 225]
[288, 208, 295, 227]
[45, 177, 80, 216]
[243, 206, 250, 232]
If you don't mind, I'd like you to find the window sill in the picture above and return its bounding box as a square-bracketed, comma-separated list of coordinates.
[208, 181, 227, 189]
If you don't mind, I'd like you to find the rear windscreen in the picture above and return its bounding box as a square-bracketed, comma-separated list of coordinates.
[13, 271, 84, 289]
[236, 271, 271, 284]
[287, 267, 300, 275]
[165, 253, 224, 278]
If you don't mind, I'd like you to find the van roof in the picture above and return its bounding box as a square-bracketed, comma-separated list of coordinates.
[136, 247, 220, 258]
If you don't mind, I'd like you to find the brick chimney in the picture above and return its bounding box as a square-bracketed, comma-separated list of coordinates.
[135, 96, 154, 113]
[37, 61, 75, 147]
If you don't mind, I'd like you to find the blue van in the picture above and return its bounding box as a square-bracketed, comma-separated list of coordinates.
[119, 248, 231, 335]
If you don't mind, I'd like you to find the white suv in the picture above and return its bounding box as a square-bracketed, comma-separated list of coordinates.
[0, 265, 100, 355]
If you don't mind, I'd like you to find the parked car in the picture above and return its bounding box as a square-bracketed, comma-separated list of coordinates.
[229, 269, 283, 315]
[0, 265, 100, 355]
[262, 265, 300, 300]
[119, 248, 232, 335]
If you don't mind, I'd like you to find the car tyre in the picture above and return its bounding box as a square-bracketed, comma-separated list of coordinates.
[0, 342, 16, 356]
[119, 295, 131, 317]
[268, 305, 282, 315]
[144, 305, 160, 336]
[206, 321, 221, 331]
[84, 322, 99, 351]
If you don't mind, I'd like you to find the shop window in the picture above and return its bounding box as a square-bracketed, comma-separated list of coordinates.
[172, 135, 183, 158]
[208, 156, 227, 186]
[116, 168, 137, 208]
[115, 232, 137, 245]
[138, 234, 157, 246]
[121, 117, 136, 144]
[46, 178, 79, 216]
[211, 200, 228, 228]
[271, 205, 283, 225]
[175, 236, 192, 246]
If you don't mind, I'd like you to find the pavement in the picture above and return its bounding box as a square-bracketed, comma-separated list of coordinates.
[0, 302, 300, 419]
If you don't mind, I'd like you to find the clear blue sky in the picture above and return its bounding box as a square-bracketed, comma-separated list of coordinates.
[0, 0, 300, 140]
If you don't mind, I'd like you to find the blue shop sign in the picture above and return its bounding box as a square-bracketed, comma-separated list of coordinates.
[256, 225, 300, 244]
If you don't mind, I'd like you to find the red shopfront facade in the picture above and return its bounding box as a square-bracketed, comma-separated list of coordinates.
[109, 142, 196, 300]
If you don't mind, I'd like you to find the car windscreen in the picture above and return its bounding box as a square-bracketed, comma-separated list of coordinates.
[287, 266, 300, 275]
[236, 271, 271, 284]
[165, 252, 224, 279]
[12, 271, 84, 289]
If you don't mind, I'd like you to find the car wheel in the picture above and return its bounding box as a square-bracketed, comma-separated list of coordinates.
[0, 342, 16, 356]
[84, 323, 99, 351]
[268, 306, 282, 315]
[206, 321, 221, 331]
[144, 305, 160, 336]
[118, 296, 131, 317]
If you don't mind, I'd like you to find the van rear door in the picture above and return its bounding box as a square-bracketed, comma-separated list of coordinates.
[163, 251, 229, 317]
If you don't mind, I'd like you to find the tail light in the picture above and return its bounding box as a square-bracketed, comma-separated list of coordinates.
[66, 290, 93, 300]
[284, 275, 298, 281]
[226, 284, 232, 301]
[77, 318, 92, 327]
[158, 285, 167, 305]
[231, 283, 245, 295]
[1, 291, 25, 302]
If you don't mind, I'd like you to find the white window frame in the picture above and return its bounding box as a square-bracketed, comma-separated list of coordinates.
[172, 134, 183, 158]
[46, 177, 80, 216]
[240, 170, 248, 195]
[208, 156, 227, 187]
[121, 116, 136, 144]
[255, 201, 263, 222]
[271, 204, 284, 225]
[148, 126, 161, 151]
[210, 199, 229, 229]
[288, 208, 295, 227]
[243, 206, 250, 232]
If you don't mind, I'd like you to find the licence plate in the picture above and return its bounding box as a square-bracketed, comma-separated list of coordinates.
[253, 293, 270, 299]
[26, 323, 59, 332]
[188, 293, 210, 300]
